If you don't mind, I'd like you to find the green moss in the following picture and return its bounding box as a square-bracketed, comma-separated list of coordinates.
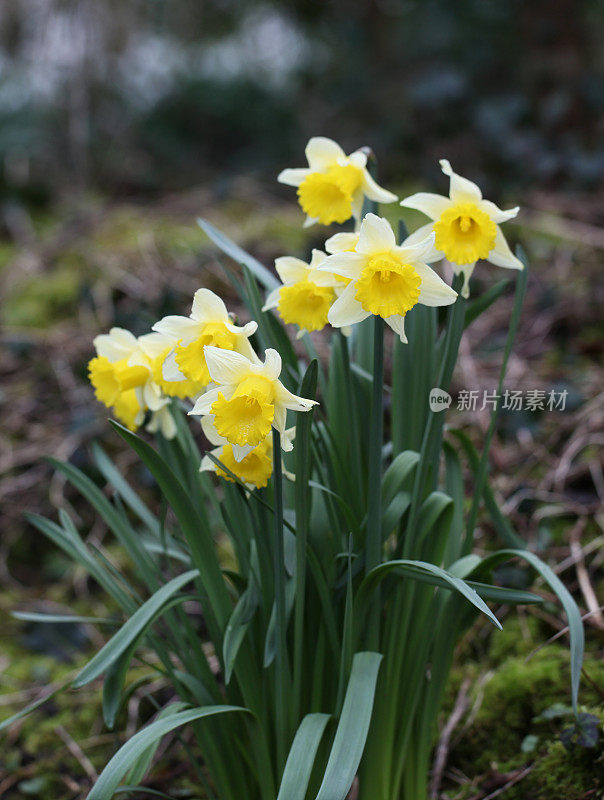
[3, 265, 81, 327]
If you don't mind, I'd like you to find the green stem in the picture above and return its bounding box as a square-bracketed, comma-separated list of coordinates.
[272, 428, 289, 774]
[465, 255, 528, 543]
[365, 315, 384, 650]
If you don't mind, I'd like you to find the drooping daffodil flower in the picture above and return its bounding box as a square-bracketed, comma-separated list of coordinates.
[263, 249, 340, 337]
[278, 137, 398, 227]
[400, 159, 522, 297]
[189, 346, 317, 461]
[153, 289, 258, 386]
[318, 213, 457, 343]
[87, 327, 177, 437]
[199, 416, 295, 490]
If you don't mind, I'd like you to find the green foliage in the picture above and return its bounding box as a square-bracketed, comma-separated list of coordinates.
[5, 209, 585, 800]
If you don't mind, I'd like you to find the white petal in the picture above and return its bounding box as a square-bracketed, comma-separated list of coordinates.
[153, 315, 200, 343]
[224, 319, 258, 338]
[319, 252, 366, 280]
[414, 263, 458, 306]
[402, 223, 443, 263]
[487, 227, 524, 270]
[189, 386, 222, 416]
[327, 283, 371, 328]
[277, 167, 312, 187]
[351, 190, 365, 223]
[158, 406, 177, 439]
[273, 404, 287, 438]
[303, 215, 318, 228]
[94, 327, 137, 361]
[262, 348, 282, 381]
[440, 159, 482, 203]
[309, 249, 328, 269]
[274, 256, 309, 285]
[162, 350, 186, 382]
[305, 136, 345, 170]
[325, 232, 359, 254]
[356, 213, 396, 254]
[232, 443, 255, 462]
[138, 332, 174, 359]
[399, 192, 450, 220]
[200, 446, 223, 473]
[362, 169, 398, 203]
[143, 381, 167, 411]
[263, 287, 281, 312]
[191, 289, 228, 323]
[204, 346, 251, 385]
[282, 426, 296, 450]
[396, 231, 437, 264]
[275, 383, 318, 412]
[384, 315, 408, 343]
[347, 150, 368, 169]
[479, 199, 519, 224]
[450, 262, 476, 298]
[236, 337, 262, 364]
[201, 415, 226, 446]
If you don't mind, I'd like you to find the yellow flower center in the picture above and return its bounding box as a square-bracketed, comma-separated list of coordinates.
[433, 202, 497, 264]
[215, 440, 273, 489]
[354, 253, 422, 318]
[211, 375, 276, 447]
[113, 389, 143, 431]
[151, 347, 205, 398]
[297, 165, 363, 225]
[277, 281, 335, 332]
[175, 323, 239, 384]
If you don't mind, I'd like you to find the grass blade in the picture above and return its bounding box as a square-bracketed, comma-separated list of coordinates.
[276, 713, 331, 800]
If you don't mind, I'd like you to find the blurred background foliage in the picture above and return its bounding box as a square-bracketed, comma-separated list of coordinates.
[0, 0, 603, 203]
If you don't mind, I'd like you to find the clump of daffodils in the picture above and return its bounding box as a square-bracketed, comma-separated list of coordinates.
[401, 159, 522, 297]
[278, 137, 398, 226]
[88, 137, 521, 488]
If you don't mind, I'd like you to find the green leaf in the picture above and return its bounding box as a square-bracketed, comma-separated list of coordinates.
[73, 570, 199, 688]
[12, 612, 114, 625]
[357, 560, 501, 629]
[382, 451, 419, 507]
[0, 680, 69, 733]
[87, 705, 248, 800]
[197, 217, 279, 291]
[223, 565, 260, 684]
[125, 702, 189, 786]
[276, 713, 331, 800]
[469, 549, 584, 714]
[314, 652, 383, 800]
[110, 422, 231, 634]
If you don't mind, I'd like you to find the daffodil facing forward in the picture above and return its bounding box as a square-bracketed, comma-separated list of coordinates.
[200, 417, 295, 490]
[189, 347, 317, 460]
[153, 289, 258, 387]
[278, 137, 398, 227]
[319, 213, 457, 342]
[400, 159, 522, 297]
[263, 250, 339, 337]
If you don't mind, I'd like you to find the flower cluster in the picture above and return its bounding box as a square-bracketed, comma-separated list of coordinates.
[89, 136, 521, 487]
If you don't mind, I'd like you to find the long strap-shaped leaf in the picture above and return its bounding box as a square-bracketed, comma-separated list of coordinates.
[355, 560, 502, 631]
[197, 217, 279, 291]
[110, 421, 232, 634]
[314, 652, 383, 800]
[276, 713, 331, 800]
[469, 549, 584, 715]
[87, 705, 248, 800]
[73, 569, 199, 688]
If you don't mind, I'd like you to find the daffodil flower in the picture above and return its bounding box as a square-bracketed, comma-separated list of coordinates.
[89, 328, 149, 406]
[263, 249, 339, 337]
[400, 159, 522, 297]
[153, 289, 258, 386]
[135, 332, 205, 401]
[318, 213, 457, 343]
[278, 137, 398, 227]
[188, 346, 317, 460]
[199, 416, 295, 490]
